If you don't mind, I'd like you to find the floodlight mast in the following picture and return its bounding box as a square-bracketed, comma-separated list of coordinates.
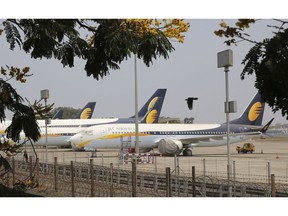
[41, 89, 50, 163]
[134, 54, 139, 155]
[217, 49, 236, 197]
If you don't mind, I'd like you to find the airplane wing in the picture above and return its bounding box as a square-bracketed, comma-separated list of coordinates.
[179, 131, 262, 147]
[154, 131, 262, 155]
[154, 131, 262, 148]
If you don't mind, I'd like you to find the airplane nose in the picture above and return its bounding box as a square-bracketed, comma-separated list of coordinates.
[68, 134, 82, 150]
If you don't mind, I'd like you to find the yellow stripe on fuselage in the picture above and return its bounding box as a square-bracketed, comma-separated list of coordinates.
[40, 134, 62, 138]
[78, 139, 94, 148]
[100, 132, 150, 140]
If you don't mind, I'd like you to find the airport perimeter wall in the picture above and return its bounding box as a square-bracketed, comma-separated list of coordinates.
[0, 156, 288, 197]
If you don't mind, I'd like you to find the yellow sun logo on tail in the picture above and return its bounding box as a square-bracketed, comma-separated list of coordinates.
[145, 97, 159, 123]
[80, 108, 92, 119]
[248, 102, 262, 121]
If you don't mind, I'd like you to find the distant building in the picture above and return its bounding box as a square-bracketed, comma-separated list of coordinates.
[158, 116, 195, 124]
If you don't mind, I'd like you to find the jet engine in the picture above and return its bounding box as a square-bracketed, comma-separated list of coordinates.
[157, 139, 183, 156]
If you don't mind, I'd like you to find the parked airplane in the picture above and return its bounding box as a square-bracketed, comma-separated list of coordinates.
[0, 89, 166, 147]
[52, 102, 96, 119]
[68, 92, 273, 156]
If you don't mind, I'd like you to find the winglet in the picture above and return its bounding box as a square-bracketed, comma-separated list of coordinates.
[260, 118, 274, 133]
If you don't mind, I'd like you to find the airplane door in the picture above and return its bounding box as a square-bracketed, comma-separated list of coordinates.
[100, 127, 106, 136]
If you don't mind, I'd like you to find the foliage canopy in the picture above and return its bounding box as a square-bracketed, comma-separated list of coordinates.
[215, 19, 288, 119]
[2, 19, 189, 80]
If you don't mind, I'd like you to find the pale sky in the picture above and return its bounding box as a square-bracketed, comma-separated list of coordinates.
[2, 0, 287, 214]
[1, 3, 287, 126]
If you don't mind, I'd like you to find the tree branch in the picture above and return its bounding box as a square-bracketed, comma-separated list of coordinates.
[76, 20, 98, 33]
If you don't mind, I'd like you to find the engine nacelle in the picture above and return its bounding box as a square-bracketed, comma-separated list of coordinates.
[157, 139, 183, 155]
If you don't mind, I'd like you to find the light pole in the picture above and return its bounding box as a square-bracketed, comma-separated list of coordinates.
[217, 49, 237, 197]
[41, 89, 50, 163]
[134, 54, 139, 155]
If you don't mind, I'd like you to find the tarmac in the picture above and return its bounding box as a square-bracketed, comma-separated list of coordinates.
[19, 136, 288, 183]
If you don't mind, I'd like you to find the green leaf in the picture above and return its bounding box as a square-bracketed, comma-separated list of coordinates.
[4, 21, 22, 50]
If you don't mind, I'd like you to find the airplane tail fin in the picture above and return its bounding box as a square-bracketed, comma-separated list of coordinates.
[139, 97, 164, 123]
[75, 102, 96, 119]
[229, 92, 265, 126]
[130, 89, 167, 123]
[52, 109, 64, 119]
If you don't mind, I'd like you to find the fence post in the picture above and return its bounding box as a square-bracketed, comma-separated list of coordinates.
[117, 164, 120, 186]
[154, 175, 158, 192]
[192, 166, 196, 197]
[177, 156, 180, 196]
[203, 158, 206, 197]
[173, 155, 177, 195]
[241, 186, 246, 197]
[166, 167, 171, 197]
[90, 159, 95, 197]
[154, 155, 157, 173]
[184, 177, 188, 196]
[29, 156, 33, 179]
[5, 157, 10, 187]
[140, 174, 144, 189]
[110, 163, 114, 197]
[271, 174, 276, 197]
[12, 157, 15, 186]
[219, 184, 223, 197]
[132, 159, 137, 197]
[233, 160, 236, 197]
[154, 156, 158, 192]
[35, 158, 39, 184]
[71, 161, 75, 197]
[267, 162, 271, 197]
[54, 157, 58, 192]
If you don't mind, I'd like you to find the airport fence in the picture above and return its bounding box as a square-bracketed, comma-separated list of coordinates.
[1, 156, 288, 197]
[13, 147, 288, 185]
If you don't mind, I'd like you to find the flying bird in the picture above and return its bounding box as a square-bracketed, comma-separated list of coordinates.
[185, 97, 198, 110]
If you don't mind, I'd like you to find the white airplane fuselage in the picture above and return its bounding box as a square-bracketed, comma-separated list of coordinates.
[0, 118, 119, 147]
[69, 123, 263, 154]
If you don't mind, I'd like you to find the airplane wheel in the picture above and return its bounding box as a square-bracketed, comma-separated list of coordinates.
[183, 148, 192, 156]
